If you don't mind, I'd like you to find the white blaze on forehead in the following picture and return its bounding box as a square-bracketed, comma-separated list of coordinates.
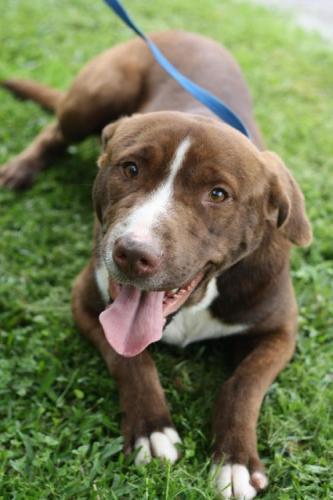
[123, 136, 192, 240]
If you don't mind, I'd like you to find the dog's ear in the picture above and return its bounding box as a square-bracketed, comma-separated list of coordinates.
[101, 120, 122, 150]
[262, 151, 312, 247]
[97, 119, 124, 168]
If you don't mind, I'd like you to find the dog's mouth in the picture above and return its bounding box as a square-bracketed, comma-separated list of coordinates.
[99, 271, 205, 358]
[108, 272, 204, 316]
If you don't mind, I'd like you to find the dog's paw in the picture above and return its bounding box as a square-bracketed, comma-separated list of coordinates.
[0, 159, 36, 189]
[134, 427, 181, 465]
[211, 463, 268, 499]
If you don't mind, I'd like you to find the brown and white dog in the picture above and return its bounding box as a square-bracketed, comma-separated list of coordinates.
[1, 31, 311, 498]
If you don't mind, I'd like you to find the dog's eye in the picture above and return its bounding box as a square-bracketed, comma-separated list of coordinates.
[123, 163, 138, 179]
[209, 187, 229, 203]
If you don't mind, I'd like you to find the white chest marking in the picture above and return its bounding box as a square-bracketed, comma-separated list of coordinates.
[162, 279, 248, 347]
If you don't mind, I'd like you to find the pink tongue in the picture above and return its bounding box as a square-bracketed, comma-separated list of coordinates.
[99, 286, 165, 357]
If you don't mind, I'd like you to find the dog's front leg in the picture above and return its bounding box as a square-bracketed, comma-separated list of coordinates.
[211, 327, 296, 499]
[90, 331, 180, 464]
[115, 351, 181, 464]
[72, 266, 181, 465]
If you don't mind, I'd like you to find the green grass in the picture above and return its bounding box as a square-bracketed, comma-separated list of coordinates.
[0, 0, 333, 498]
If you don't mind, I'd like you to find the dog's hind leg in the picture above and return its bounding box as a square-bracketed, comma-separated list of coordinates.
[0, 79, 69, 189]
[0, 121, 68, 189]
[1, 39, 150, 189]
[56, 39, 149, 143]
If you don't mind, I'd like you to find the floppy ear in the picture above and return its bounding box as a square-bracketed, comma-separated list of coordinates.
[101, 120, 122, 149]
[93, 120, 123, 220]
[262, 151, 312, 247]
[97, 118, 125, 168]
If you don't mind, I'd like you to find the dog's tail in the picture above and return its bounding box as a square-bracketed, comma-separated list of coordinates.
[1, 79, 64, 112]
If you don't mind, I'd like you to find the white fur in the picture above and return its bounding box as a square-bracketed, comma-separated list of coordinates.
[232, 465, 257, 498]
[150, 432, 179, 462]
[134, 427, 181, 465]
[211, 463, 266, 499]
[134, 437, 151, 465]
[123, 136, 192, 241]
[251, 471, 268, 490]
[163, 427, 182, 444]
[95, 262, 109, 305]
[162, 279, 248, 347]
[212, 463, 232, 498]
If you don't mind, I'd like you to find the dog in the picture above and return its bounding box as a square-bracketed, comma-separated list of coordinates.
[1, 30, 312, 498]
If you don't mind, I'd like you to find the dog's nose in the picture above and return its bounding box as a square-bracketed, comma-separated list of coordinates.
[113, 237, 160, 278]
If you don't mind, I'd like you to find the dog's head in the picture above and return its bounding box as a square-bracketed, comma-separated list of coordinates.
[93, 111, 311, 356]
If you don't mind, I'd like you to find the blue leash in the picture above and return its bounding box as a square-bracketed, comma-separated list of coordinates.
[103, 0, 251, 139]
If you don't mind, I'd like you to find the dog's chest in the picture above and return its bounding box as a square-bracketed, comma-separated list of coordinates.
[162, 279, 248, 347]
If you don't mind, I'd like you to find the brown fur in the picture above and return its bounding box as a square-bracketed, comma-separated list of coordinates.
[1, 30, 311, 495]
[1, 79, 63, 111]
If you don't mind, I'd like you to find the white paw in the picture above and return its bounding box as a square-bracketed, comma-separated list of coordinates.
[211, 463, 268, 499]
[134, 427, 181, 465]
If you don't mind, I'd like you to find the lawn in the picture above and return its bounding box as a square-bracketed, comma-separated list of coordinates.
[0, 0, 332, 498]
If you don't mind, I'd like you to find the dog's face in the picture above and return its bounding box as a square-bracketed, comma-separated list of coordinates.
[93, 111, 311, 313]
